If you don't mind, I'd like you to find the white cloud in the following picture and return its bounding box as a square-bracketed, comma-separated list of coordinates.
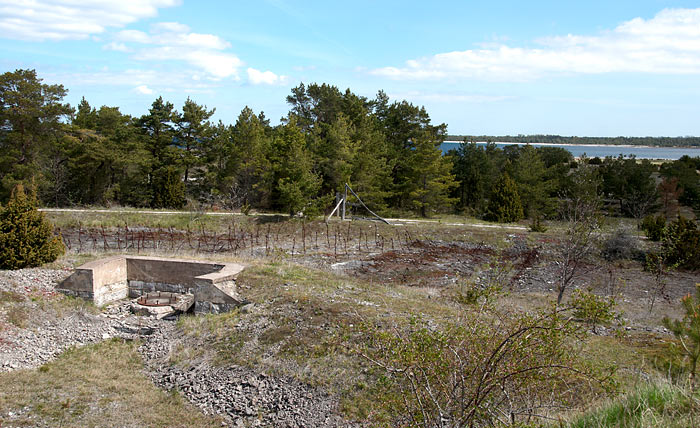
[48, 68, 217, 91]
[150, 21, 189, 34]
[372, 8, 700, 81]
[117, 29, 151, 44]
[0, 0, 180, 41]
[247, 67, 287, 85]
[103, 41, 131, 52]
[115, 22, 242, 79]
[134, 84, 154, 95]
[389, 91, 513, 104]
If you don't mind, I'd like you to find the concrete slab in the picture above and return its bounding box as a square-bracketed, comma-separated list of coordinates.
[57, 256, 246, 314]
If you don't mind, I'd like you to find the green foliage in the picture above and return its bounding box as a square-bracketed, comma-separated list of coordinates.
[564, 383, 700, 428]
[403, 132, 457, 217]
[662, 283, 700, 385]
[509, 144, 557, 219]
[151, 166, 185, 209]
[0, 183, 64, 269]
[529, 216, 548, 232]
[175, 97, 215, 196]
[7, 68, 691, 225]
[661, 156, 700, 214]
[663, 216, 700, 270]
[600, 156, 658, 219]
[485, 173, 523, 223]
[357, 307, 612, 427]
[0, 69, 73, 201]
[640, 214, 666, 241]
[271, 119, 323, 217]
[570, 289, 618, 333]
[452, 270, 505, 308]
[451, 141, 504, 215]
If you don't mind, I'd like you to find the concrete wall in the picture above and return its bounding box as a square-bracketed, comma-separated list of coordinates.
[58, 256, 245, 313]
[126, 257, 223, 286]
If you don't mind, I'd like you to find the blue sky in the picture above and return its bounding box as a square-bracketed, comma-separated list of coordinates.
[2, 0, 700, 136]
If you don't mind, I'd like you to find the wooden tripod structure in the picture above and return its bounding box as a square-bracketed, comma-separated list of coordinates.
[326, 183, 390, 225]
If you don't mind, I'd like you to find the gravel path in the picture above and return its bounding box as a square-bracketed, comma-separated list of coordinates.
[0, 268, 358, 427]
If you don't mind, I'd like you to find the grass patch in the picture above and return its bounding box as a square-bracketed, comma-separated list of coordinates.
[563, 383, 700, 428]
[0, 290, 24, 303]
[0, 338, 222, 427]
[175, 260, 461, 404]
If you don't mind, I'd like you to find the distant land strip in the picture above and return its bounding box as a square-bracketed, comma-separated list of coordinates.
[447, 135, 700, 148]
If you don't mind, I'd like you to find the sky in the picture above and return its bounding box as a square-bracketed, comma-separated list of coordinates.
[2, 0, 700, 137]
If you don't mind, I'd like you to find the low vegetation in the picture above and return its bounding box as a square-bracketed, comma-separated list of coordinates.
[562, 383, 700, 428]
[0, 339, 223, 427]
[0, 183, 64, 269]
[1, 67, 698, 427]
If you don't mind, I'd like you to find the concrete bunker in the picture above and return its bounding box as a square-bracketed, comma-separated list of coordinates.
[58, 256, 246, 314]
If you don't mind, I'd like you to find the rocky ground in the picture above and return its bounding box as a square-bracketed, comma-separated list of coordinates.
[0, 268, 356, 427]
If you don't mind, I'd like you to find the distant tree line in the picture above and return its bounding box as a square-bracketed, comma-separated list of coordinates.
[1, 69, 698, 220]
[448, 134, 700, 147]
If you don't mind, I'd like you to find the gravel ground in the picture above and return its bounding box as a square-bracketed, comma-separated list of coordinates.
[0, 268, 115, 371]
[140, 322, 356, 427]
[0, 268, 358, 427]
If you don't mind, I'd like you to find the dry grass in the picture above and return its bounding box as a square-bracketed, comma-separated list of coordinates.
[173, 259, 682, 422]
[561, 382, 700, 428]
[0, 339, 223, 428]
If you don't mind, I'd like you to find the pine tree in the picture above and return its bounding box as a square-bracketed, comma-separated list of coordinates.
[509, 144, 555, 219]
[151, 166, 185, 209]
[662, 283, 700, 386]
[404, 131, 457, 217]
[271, 118, 322, 216]
[0, 184, 64, 269]
[486, 173, 524, 223]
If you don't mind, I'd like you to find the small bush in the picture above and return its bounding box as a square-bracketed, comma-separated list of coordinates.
[662, 283, 700, 385]
[357, 307, 614, 427]
[663, 216, 700, 270]
[0, 184, 65, 270]
[602, 227, 641, 261]
[485, 173, 523, 223]
[640, 214, 666, 241]
[529, 216, 548, 232]
[570, 289, 618, 333]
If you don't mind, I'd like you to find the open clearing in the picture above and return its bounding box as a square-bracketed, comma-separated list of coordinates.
[2, 211, 699, 427]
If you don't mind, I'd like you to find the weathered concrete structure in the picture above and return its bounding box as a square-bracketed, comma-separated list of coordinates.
[58, 256, 246, 313]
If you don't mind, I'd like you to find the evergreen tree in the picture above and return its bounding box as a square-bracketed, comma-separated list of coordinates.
[227, 107, 272, 208]
[348, 118, 393, 211]
[0, 184, 64, 269]
[314, 113, 356, 195]
[270, 119, 322, 216]
[137, 97, 183, 208]
[486, 173, 524, 223]
[452, 141, 504, 215]
[661, 156, 700, 215]
[151, 166, 185, 209]
[377, 98, 447, 208]
[509, 144, 555, 219]
[0, 69, 73, 202]
[404, 132, 457, 217]
[600, 155, 658, 219]
[175, 97, 215, 196]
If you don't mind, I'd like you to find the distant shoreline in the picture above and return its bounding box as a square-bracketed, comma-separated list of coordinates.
[442, 141, 700, 150]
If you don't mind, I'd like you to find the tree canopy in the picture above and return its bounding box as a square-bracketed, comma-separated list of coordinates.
[1, 69, 698, 222]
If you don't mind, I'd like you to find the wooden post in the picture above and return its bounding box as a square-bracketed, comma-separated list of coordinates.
[342, 184, 347, 220]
